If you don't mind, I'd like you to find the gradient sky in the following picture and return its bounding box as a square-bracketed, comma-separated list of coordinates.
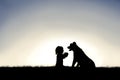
[0, 0, 120, 67]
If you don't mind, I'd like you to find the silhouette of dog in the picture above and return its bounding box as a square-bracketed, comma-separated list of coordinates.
[68, 42, 95, 69]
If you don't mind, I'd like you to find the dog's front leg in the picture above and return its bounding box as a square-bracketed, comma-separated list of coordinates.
[76, 63, 80, 67]
[72, 59, 76, 67]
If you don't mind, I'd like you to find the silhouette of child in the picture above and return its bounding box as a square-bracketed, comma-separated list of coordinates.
[55, 46, 68, 67]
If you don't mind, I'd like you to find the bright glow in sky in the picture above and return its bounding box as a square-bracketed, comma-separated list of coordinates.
[0, 0, 120, 67]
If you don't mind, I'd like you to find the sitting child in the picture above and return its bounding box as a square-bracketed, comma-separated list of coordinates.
[55, 46, 68, 67]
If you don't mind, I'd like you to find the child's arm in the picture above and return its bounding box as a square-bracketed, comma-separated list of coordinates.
[62, 52, 68, 59]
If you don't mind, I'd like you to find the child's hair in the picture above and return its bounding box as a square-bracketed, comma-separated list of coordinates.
[55, 46, 64, 55]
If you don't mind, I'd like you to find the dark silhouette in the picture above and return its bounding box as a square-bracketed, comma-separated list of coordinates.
[55, 46, 68, 67]
[68, 42, 95, 69]
[1, 67, 120, 79]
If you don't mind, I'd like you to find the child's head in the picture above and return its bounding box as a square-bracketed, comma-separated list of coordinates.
[55, 46, 64, 55]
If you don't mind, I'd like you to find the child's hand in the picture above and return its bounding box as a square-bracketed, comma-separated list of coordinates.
[63, 52, 68, 58]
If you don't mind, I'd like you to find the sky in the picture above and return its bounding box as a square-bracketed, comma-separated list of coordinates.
[0, 0, 120, 67]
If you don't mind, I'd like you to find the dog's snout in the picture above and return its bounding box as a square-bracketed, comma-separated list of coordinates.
[67, 46, 70, 49]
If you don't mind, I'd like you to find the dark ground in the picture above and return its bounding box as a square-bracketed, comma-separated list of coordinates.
[0, 67, 120, 79]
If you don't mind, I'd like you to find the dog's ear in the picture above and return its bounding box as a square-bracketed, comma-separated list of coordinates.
[73, 42, 76, 45]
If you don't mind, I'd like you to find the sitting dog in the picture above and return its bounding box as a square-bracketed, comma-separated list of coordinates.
[68, 42, 95, 69]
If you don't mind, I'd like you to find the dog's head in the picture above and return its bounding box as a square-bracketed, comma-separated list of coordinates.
[68, 42, 76, 51]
